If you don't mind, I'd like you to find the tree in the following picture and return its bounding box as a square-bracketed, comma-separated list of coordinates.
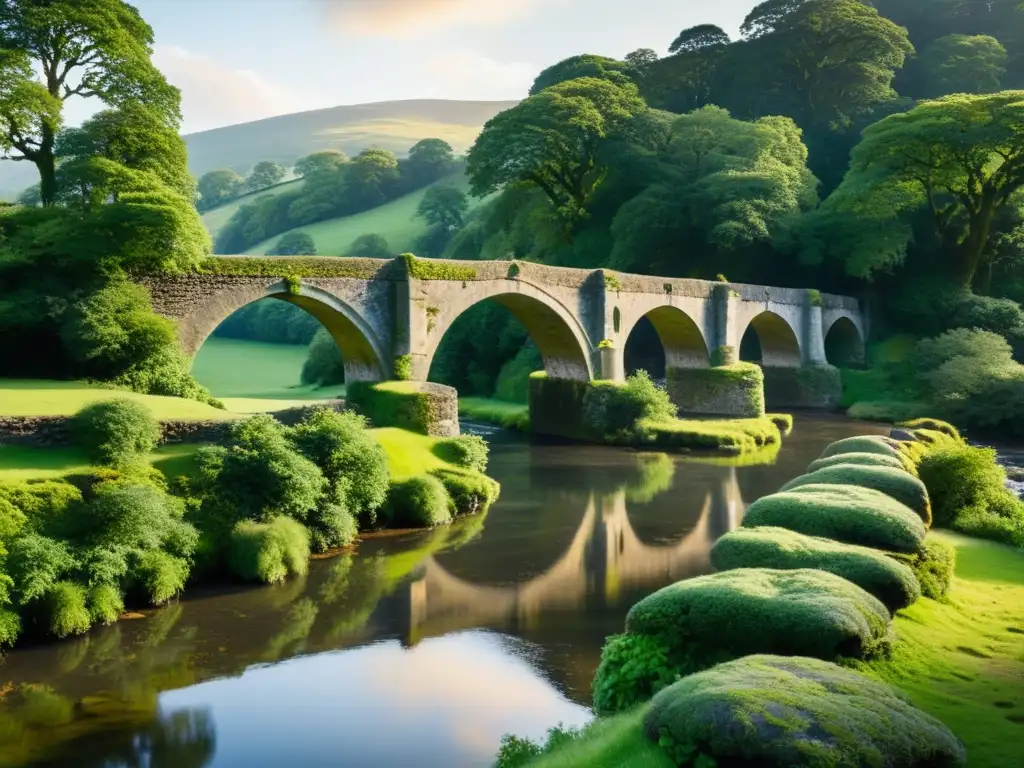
[914, 35, 1008, 97]
[669, 24, 730, 54]
[404, 138, 455, 187]
[294, 150, 347, 178]
[416, 185, 469, 231]
[347, 233, 391, 258]
[795, 92, 1024, 288]
[197, 169, 245, 211]
[269, 231, 316, 256]
[741, 0, 807, 39]
[530, 54, 633, 95]
[0, 0, 180, 205]
[344, 148, 399, 210]
[624, 48, 659, 80]
[246, 160, 285, 192]
[468, 77, 647, 227]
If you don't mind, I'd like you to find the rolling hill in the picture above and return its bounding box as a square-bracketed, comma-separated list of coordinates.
[0, 99, 517, 200]
[201, 178, 305, 240]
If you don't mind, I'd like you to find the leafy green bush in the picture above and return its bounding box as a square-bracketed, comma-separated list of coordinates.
[435, 434, 489, 473]
[0, 481, 83, 537]
[86, 583, 124, 625]
[429, 469, 500, 516]
[5, 534, 76, 604]
[807, 451, 909, 474]
[289, 408, 389, 529]
[0, 609, 20, 648]
[42, 581, 91, 639]
[228, 517, 311, 585]
[781, 464, 932, 526]
[383, 475, 452, 528]
[592, 633, 681, 716]
[69, 398, 161, 468]
[494, 724, 587, 768]
[888, 537, 956, 600]
[624, 568, 892, 675]
[584, 371, 677, 441]
[644, 655, 966, 768]
[744, 485, 927, 553]
[300, 328, 345, 387]
[918, 445, 1024, 547]
[711, 527, 920, 612]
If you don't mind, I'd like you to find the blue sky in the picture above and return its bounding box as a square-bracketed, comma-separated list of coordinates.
[80, 0, 756, 134]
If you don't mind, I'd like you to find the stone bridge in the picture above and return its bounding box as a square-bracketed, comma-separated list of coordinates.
[141, 255, 866, 420]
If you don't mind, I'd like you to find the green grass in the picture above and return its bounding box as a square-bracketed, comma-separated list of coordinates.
[0, 443, 207, 483]
[200, 178, 304, 240]
[522, 708, 671, 768]
[369, 427, 455, 481]
[458, 397, 530, 431]
[244, 174, 490, 257]
[0, 379, 234, 421]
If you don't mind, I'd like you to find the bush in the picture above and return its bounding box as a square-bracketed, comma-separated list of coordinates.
[711, 527, 920, 612]
[69, 398, 161, 468]
[5, 534, 76, 604]
[435, 434, 489, 473]
[383, 475, 452, 528]
[743, 485, 927, 553]
[494, 725, 587, 768]
[429, 469, 500, 516]
[86, 583, 124, 625]
[591, 633, 681, 716]
[289, 408, 389, 529]
[584, 371, 677, 441]
[888, 537, 956, 600]
[625, 568, 892, 672]
[807, 452, 909, 474]
[228, 517, 311, 584]
[644, 655, 966, 768]
[0, 481, 83, 538]
[0, 609, 20, 648]
[305, 501, 358, 552]
[300, 328, 345, 387]
[130, 550, 190, 604]
[42, 581, 92, 639]
[781, 464, 932, 526]
[270, 231, 316, 256]
[918, 445, 1024, 547]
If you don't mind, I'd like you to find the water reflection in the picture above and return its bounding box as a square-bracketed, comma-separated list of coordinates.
[0, 417, 884, 767]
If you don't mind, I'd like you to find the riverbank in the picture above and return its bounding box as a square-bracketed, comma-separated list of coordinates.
[500, 532, 1024, 768]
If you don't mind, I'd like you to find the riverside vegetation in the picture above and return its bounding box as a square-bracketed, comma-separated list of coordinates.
[494, 419, 1024, 767]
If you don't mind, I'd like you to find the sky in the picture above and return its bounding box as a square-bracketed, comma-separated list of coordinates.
[66, 0, 756, 135]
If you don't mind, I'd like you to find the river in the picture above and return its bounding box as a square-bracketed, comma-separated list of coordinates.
[0, 415, 886, 768]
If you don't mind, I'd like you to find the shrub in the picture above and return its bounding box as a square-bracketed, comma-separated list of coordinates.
[888, 537, 956, 600]
[86, 584, 124, 625]
[744, 485, 927, 554]
[807, 451, 909, 474]
[69, 398, 161, 469]
[781, 464, 932, 526]
[584, 371, 677, 441]
[591, 633, 681, 716]
[625, 568, 892, 673]
[113, 345, 221, 407]
[305, 501, 358, 552]
[0, 481, 82, 537]
[42, 581, 92, 639]
[711, 527, 920, 612]
[918, 445, 1024, 547]
[130, 550, 190, 604]
[383, 475, 452, 528]
[644, 655, 967, 768]
[435, 434, 489, 473]
[0, 497, 27, 541]
[5, 534, 77, 604]
[897, 418, 962, 441]
[429, 469, 500, 516]
[289, 408, 389, 528]
[228, 517, 311, 584]
[300, 328, 345, 387]
[494, 725, 587, 768]
[0, 609, 20, 648]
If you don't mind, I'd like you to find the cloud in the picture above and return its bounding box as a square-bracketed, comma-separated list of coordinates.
[424, 49, 536, 100]
[153, 45, 305, 133]
[320, 0, 549, 38]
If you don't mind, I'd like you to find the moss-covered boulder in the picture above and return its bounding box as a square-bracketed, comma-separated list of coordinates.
[897, 418, 962, 441]
[744, 484, 927, 554]
[806, 451, 909, 475]
[888, 537, 956, 600]
[644, 655, 967, 768]
[819, 435, 911, 470]
[781, 464, 932, 526]
[711, 527, 921, 612]
[627, 568, 891, 663]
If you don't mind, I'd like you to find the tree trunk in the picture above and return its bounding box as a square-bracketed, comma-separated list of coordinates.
[951, 196, 999, 288]
[38, 123, 57, 207]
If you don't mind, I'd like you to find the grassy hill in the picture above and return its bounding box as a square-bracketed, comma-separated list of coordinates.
[243, 173, 490, 256]
[201, 178, 305, 240]
[0, 99, 516, 200]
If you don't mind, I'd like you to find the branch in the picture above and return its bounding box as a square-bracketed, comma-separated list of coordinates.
[62, 84, 98, 100]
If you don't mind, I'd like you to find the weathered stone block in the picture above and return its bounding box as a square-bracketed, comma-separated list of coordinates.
[346, 381, 459, 437]
[667, 363, 765, 418]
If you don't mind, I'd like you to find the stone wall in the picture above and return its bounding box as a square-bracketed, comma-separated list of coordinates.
[528, 373, 594, 442]
[345, 382, 459, 437]
[666, 363, 766, 418]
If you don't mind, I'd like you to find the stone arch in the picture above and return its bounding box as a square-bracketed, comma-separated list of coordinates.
[187, 281, 387, 382]
[739, 311, 802, 368]
[624, 305, 710, 371]
[824, 316, 865, 368]
[421, 284, 593, 382]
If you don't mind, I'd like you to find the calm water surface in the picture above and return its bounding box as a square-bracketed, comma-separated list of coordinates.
[0, 415, 885, 768]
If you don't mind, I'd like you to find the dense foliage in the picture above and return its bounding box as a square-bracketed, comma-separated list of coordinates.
[69, 399, 161, 469]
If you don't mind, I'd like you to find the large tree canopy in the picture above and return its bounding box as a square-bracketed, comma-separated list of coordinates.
[529, 54, 633, 95]
[468, 77, 647, 227]
[795, 91, 1024, 287]
[0, 0, 180, 205]
[669, 24, 731, 54]
[914, 34, 1008, 98]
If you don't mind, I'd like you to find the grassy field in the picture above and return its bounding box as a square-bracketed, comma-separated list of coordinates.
[200, 178, 304, 240]
[369, 427, 456, 480]
[244, 174, 488, 257]
[459, 398, 530, 431]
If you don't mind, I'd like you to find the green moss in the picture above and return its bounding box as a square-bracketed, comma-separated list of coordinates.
[709, 345, 737, 367]
[228, 517, 311, 585]
[383, 474, 452, 528]
[807, 451, 909, 474]
[428, 468, 500, 517]
[807, 288, 823, 307]
[768, 413, 793, 436]
[666, 363, 764, 418]
[592, 633, 681, 717]
[284, 274, 301, 295]
[645, 655, 966, 768]
[347, 381, 456, 436]
[819, 435, 910, 470]
[604, 274, 623, 293]
[636, 416, 781, 455]
[392, 354, 413, 381]
[711, 526, 921, 612]
[888, 537, 956, 600]
[400, 253, 477, 281]
[197, 256, 387, 279]
[782, 464, 932, 526]
[897, 418, 962, 441]
[744, 484, 927, 553]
